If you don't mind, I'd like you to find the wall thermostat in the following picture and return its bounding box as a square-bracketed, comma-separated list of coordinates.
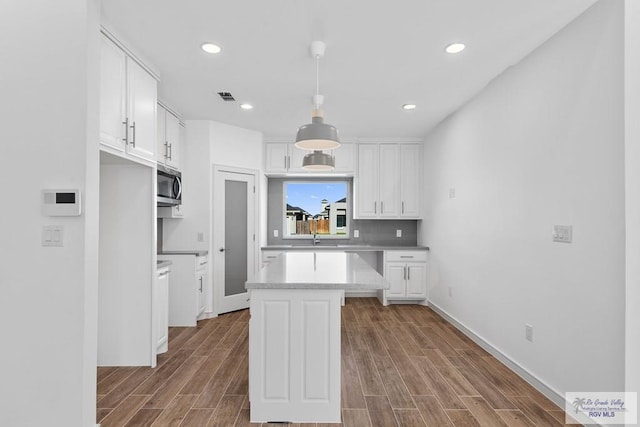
[42, 189, 82, 216]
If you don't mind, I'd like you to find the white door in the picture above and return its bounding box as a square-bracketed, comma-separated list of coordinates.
[264, 142, 288, 173]
[400, 144, 421, 218]
[355, 144, 379, 218]
[214, 167, 257, 314]
[99, 36, 127, 151]
[378, 144, 400, 218]
[406, 264, 427, 299]
[126, 58, 157, 161]
[385, 262, 406, 298]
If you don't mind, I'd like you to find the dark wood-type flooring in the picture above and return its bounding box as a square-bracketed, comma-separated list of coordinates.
[97, 298, 580, 426]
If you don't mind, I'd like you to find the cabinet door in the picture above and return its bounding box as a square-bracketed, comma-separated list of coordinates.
[126, 59, 157, 161]
[156, 106, 167, 164]
[400, 144, 421, 218]
[288, 144, 309, 173]
[385, 262, 406, 298]
[406, 264, 427, 299]
[355, 144, 379, 218]
[156, 269, 169, 353]
[99, 37, 127, 151]
[378, 144, 400, 218]
[197, 271, 206, 317]
[265, 143, 289, 174]
[333, 143, 354, 173]
[165, 112, 181, 169]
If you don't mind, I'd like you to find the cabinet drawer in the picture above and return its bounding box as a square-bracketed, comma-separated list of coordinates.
[385, 250, 427, 262]
[262, 251, 283, 264]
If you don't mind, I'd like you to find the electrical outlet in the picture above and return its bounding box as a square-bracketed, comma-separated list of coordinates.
[552, 225, 572, 243]
[396, 229, 402, 238]
[197, 232, 204, 242]
[353, 230, 359, 238]
[525, 324, 533, 342]
[448, 287, 453, 297]
[273, 229, 279, 237]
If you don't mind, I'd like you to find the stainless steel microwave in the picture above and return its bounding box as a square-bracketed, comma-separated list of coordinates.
[157, 165, 182, 206]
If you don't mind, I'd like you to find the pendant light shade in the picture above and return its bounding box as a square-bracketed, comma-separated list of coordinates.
[295, 41, 341, 156]
[295, 111, 340, 150]
[302, 150, 335, 171]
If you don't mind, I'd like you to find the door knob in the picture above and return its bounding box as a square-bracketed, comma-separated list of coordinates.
[219, 248, 225, 252]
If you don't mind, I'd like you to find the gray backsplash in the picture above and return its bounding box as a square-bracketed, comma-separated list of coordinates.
[266, 178, 418, 246]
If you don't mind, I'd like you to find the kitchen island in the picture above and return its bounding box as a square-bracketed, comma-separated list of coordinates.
[245, 251, 388, 424]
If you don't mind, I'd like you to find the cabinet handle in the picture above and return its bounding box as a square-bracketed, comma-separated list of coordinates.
[122, 118, 129, 143]
[168, 143, 173, 160]
[158, 272, 169, 279]
[287, 155, 291, 169]
[402, 201, 405, 214]
[407, 266, 410, 280]
[400, 256, 414, 259]
[381, 201, 384, 214]
[164, 141, 169, 159]
[130, 122, 136, 147]
[403, 266, 407, 280]
[284, 156, 287, 169]
[374, 201, 377, 214]
[199, 276, 203, 292]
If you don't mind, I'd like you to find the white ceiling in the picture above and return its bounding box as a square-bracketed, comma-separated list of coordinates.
[101, 0, 599, 140]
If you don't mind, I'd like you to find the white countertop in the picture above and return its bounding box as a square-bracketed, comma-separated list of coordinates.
[245, 251, 388, 290]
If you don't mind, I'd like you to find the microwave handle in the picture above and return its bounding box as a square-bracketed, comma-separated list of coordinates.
[173, 176, 182, 200]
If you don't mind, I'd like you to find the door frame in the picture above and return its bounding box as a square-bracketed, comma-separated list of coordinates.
[212, 164, 259, 316]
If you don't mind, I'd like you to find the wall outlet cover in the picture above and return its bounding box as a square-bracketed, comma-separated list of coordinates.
[273, 229, 279, 237]
[552, 225, 572, 243]
[353, 230, 359, 238]
[525, 324, 533, 342]
[396, 229, 402, 238]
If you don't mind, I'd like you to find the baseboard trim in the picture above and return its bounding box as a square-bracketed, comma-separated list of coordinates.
[428, 302, 567, 409]
[345, 291, 377, 298]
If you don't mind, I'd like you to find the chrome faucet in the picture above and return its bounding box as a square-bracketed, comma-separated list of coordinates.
[312, 233, 320, 246]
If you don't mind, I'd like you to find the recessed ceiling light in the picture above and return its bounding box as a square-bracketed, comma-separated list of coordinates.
[402, 104, 417, 110]
[240, 103, 253, 110]
[201, 43, 222, 54]
[445, 43, 466, 54]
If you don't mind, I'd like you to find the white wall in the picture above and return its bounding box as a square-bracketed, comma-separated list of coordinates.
[0, 0, 100, 425]
[163, 120, 264, 316]
[625, 0, 640, 405]
[422, 0, 624, 400]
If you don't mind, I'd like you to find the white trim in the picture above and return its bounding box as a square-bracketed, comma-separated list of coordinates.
[100, 26, 161, 81]
[157, 99, 182, 123]
[345, 291, 377, 298]
[429, 302, 566, 409]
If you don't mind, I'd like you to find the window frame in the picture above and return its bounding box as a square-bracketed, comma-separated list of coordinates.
[282, 179, 351, 240]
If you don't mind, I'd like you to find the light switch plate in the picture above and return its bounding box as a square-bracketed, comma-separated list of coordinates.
[353, 230, 359, 238]
[273, 229, 279, 237]
[396, 229, 402, 238]
[42, 225, 63, 247]
[553, 225, 572, 243]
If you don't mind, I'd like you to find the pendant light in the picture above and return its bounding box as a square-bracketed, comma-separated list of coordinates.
[296, 41, 341, 163]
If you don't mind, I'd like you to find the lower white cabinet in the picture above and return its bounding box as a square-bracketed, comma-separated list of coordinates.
[249, 288, 342, 423]
[157, 253, 208, 326]
[380, 250, 427, 305]
[156, 266, 170, 354]
[261, 250, 283, 268]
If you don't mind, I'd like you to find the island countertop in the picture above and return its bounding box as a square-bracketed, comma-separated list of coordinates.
[245, 251, 388, 290]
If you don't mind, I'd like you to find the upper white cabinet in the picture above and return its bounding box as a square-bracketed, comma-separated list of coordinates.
[264, 142, 354, 175]
[355, 142, 421, 219]
[99, 35, 157, 163]
[157, 103, 182, 170]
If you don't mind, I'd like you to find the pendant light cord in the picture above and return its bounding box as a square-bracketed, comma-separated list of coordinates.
[315, 54, 320, 109]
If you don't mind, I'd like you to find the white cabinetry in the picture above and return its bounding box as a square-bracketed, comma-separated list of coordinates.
[99, 34, 157, 163]
[264, 142, 354, 175]
[157, 103, 181, 170]
[157, 253, 208, 326]
[261, 250, 283, 268]
[156, 266, 170, 354]
[355, 143, 421, 219]
[379, 250, 427, 305]
[249, 289, 341, 423]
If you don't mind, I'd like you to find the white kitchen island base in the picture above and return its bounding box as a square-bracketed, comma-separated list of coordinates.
[249, 288, 342, 423]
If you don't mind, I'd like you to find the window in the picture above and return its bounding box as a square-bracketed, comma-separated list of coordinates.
[283, 181, 349, 238]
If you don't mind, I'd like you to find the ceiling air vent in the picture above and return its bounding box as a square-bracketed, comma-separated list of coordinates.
[217, 92, 235, 101]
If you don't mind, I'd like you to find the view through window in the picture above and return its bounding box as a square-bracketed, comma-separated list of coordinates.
[284, 182, 348, 238]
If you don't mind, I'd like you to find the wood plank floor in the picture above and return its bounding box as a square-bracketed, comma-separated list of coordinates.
[97, 298, 580, 426]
